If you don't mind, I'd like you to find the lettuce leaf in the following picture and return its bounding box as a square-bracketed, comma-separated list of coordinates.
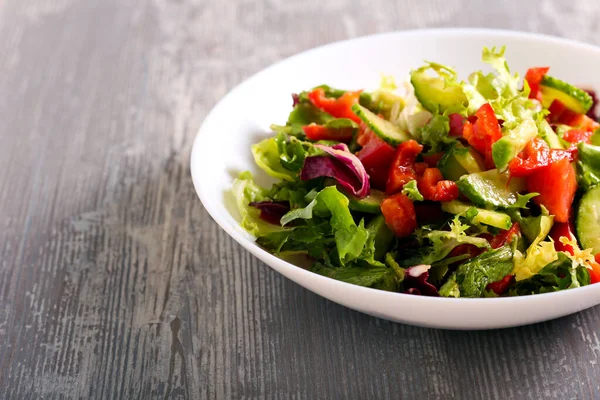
[455, 245, 514, 297]
[252, 138, 297, 181]
[439, 273, 461, 298]
[510, 253, 591, 296]
[279, 186, 368, 264]
[417, 114, 454, 154]
[577, 142, 600, 190]
[402, 180, 424, 201]
[311, 262, 400, 291]
[512, 212, 555, 281]
[232, 172, 288, 236]
[463, 46, 540, 130]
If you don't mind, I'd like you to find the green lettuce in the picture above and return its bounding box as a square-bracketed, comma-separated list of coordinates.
[463, 47, 540, 130]
[456, 245, 514, 297]
[577, 142, 600, 190]
[252, 137, 297, 181]
[417, 115, 455, 154]
[232, 172, 288, 236]
[280, 186, 368, 264]
[510, 253, 591, 296]
[401, 180, 424, 201]
[439, 273, 461, 298]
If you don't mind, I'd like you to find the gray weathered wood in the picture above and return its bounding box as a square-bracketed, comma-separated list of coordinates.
[1, 0, 600, 398]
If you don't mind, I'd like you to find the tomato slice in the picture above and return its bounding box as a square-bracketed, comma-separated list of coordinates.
[508, 137, 572, 177]
[548, 99, 600, 132]
[386, 140, 423, 195]
[381, 193, 417, 238]
[526, 157, 577, 223]
[307, 88, 362, 123]
[302, 123, 354, 142]
[562, 129, 593, 147]
[462, 103, 502, 168]
[416, 167, 459, 202]
[524, 67, 550, 101]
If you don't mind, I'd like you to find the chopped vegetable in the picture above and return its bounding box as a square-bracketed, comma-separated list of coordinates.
[233, 46, 600, 297]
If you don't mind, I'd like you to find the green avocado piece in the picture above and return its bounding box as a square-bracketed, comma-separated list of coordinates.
[457, 169, 526, 208]
[439, 142, 484, 181]
[492, 119, 538, 171]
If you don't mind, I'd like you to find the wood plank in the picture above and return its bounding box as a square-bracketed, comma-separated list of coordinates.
[1, 0, 600, 398]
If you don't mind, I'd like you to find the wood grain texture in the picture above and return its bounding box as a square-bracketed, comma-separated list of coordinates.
[1, 0, 600, 398]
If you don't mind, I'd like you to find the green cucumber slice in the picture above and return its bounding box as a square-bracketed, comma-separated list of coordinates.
[576, 184, 600, 254]
[351, 104, 410, 146]
[540, 75, 593, 114]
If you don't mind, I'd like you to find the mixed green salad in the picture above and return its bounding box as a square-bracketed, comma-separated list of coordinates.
[233, 46, 600, 298]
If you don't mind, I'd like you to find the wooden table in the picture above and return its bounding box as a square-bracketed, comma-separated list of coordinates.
[2, 0, 600, 398]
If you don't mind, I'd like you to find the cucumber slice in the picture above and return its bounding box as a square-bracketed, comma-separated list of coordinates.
[576, 184, 600, 254]
[410, 69, 468, 114]
[351, 104, 410, 146]
[441, 200, 512, 230]
[457, 170, 526, 209]
[492, 119, 538, 171]
[537, 119, 564, 149]
[540, 75, 593, 114]
[348, 189, 385, 213]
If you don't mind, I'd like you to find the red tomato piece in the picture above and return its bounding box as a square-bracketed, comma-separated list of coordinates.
[486, 274, 515, 295]
[526, 157, 577, 223]
[489, 222, 521, 249]
[416, 167, 459, 202]
[562, 129, 593, 147]
[462, 103, 502, 169]
[508, 137, 572, 178]
[302, 123, 354, 142]
[524, 67, 550, 101]
[307, 88, 362, 123]
[386, 140, 423, 195]
[381, 193, 417, 238]
[548, 100, 600, 132]
[549, 221, 577, 255]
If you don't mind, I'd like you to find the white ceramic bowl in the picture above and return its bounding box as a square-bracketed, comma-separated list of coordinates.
[191, 28, 600, 330]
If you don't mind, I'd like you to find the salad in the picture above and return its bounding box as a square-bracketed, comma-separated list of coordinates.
[233, 46, 600, 298]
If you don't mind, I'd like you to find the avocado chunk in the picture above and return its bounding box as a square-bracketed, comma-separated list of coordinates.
[457, 169, 526, 208]
[492, 119, 538, 171]
[439, 142, 484, 181]
[366, 214, 394, 260]
[348, 189, 386, 214]
[537, 119, 564, 149]
[441, 200, 512, 230]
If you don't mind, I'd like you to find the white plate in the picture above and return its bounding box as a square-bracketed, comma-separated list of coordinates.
[191, 28, 600, 330]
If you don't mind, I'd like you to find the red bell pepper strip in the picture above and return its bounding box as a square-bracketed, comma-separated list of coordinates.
[489, 222, 521, 249]
[526, 157, 577, 223]
[462, 103, 502, 169]
[416, 167, 459, 202]
[524, 67, 550, 102]
[302, 123, 354, 142]
[380, 193, 417, 238]
[386, 140, 423, 195]
[422, 152, 444, 168]
[307, 88, 362, 123]
[549, 100, 600, 132]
